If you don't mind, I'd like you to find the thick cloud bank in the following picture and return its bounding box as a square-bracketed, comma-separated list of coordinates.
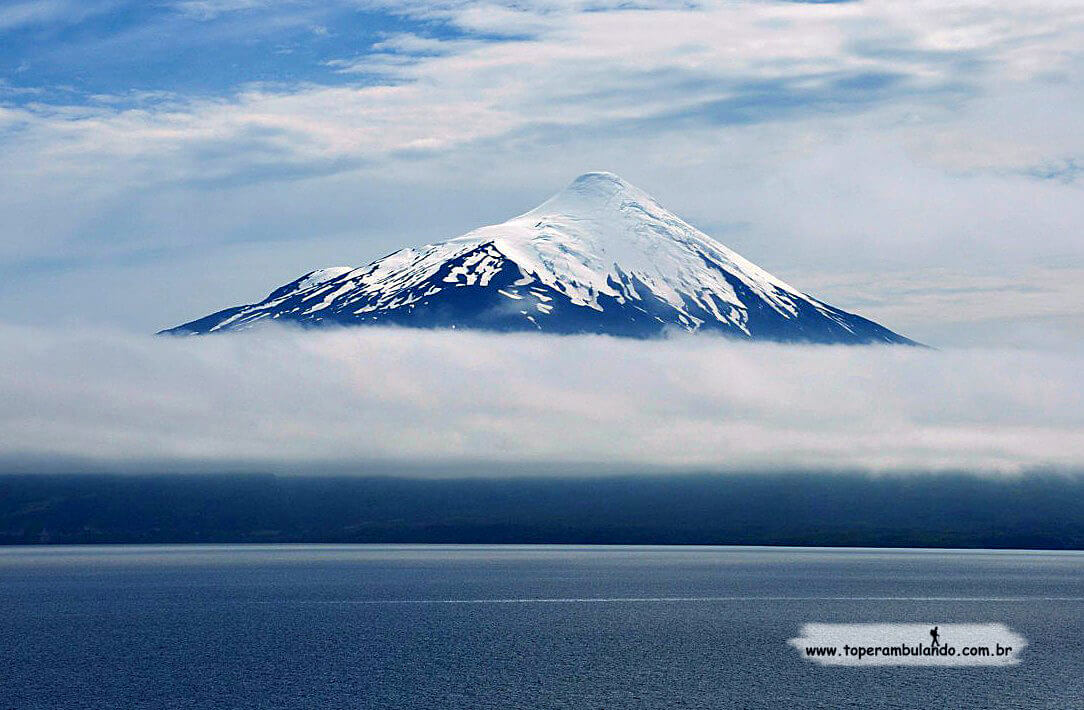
[1, 325, 1082, 473]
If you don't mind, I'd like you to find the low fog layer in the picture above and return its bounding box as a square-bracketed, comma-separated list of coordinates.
[2, 325, 1082, 474]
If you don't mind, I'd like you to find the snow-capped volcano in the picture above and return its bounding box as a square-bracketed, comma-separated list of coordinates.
[162, 172, 915, 344]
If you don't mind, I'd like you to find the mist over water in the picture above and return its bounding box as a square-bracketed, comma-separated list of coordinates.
[2, 324, 1083, 473]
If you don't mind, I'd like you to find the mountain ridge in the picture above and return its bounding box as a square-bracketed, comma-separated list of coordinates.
[162, 172, 917, 345]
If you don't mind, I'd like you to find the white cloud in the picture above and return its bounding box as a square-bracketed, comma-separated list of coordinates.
[7, 1, 1083, 191]
[1, 325, 1081, 473]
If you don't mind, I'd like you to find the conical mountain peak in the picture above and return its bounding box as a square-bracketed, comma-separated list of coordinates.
[162, 173, 916, 345]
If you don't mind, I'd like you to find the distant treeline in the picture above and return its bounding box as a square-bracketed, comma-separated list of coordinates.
[1, 472, 1082, 549]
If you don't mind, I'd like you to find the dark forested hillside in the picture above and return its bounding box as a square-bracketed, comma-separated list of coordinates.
[2, 472, 1082, 548]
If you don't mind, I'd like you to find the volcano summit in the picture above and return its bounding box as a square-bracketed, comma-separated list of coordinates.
[163, 172, 915, 344]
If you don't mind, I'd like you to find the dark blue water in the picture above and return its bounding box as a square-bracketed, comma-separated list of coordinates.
[1, 545, 1081, 709]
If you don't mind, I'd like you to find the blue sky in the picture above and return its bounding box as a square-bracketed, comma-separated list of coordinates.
[0, 1, 434, 99]
[1, 0, 1083, 346]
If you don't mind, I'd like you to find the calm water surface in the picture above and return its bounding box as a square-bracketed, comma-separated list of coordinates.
[1, 545, 1082, 709]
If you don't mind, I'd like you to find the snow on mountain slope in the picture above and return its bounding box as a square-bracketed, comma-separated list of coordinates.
[161, 172, 917, 344]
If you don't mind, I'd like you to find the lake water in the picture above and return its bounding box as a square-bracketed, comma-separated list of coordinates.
[1, 545, 1081, 708]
